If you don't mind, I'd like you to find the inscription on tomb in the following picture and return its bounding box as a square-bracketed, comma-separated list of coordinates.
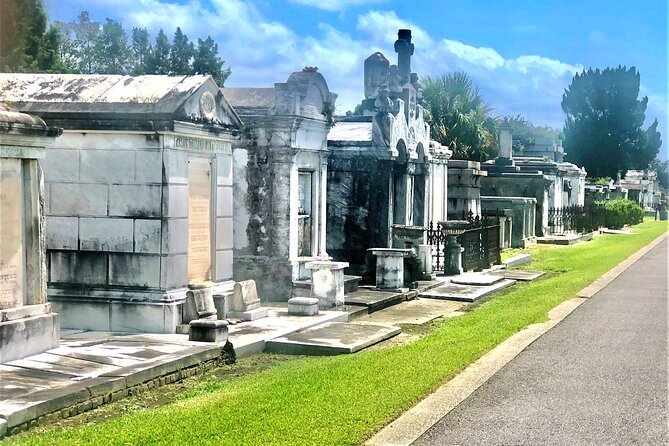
[0, 159, 24, 309]
[174, 136, 231, 154]
[187, 157, 212, 283]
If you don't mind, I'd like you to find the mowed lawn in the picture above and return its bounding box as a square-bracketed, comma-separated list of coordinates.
[8, 220, 667, 446]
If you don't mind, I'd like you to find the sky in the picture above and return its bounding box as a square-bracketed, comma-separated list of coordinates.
[44, 0, 669, 160]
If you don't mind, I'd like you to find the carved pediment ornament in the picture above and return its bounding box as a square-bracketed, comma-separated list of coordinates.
[199, 91, 216, 120]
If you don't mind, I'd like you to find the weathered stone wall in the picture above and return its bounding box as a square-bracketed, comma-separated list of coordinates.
[327, 157, 392, 279]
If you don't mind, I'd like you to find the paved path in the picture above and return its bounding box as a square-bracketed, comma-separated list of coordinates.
[414, 238, 668, 446]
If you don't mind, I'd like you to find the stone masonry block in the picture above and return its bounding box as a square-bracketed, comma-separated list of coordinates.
[134, 150, 163, 183]
[161, 255, 188, 289]
[134, 219, 161, 254]
[216, 217, 233, 250]
[109, 185, 161, 218]
[215, 250, 233, 281]
[50, 251, 108, 285]
[42, 149, 79, 182]
[80, 150, 134, 183]
[163, 149, 188, 184]
[46, 216, 78, 250]
[162, 185, 188, 218]
[109, 253, 161, 288]
[216, 186, 233, 217]
[79, 217, 133, 252]
[216, 154, 233, 186]
[161, 218, 188, 254]
[50, 183, 107, 216]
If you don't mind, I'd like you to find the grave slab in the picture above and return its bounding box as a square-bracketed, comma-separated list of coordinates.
[451, 273, 504, 286]
[487, 269, 545, 281]
[344, 290, 404, 312]
[265, 322, 401, 355]
[419, 279, 516, 302]
[503, 254, 531, 268]
[359, 299, 466, 326]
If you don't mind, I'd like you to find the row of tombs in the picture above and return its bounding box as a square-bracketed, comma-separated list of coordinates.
[0, 29, 589, 362]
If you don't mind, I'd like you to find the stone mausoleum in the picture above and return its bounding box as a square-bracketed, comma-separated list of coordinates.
[327, 29, 450, 279]
[224, 69, 337, 301]
[0, 103, 61, 362]
[0, 74, 242, 333]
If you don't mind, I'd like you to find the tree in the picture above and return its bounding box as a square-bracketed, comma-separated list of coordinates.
[0, 0, 68, 72]
[169, 27, 193, 75]
[38, 26, 70, 73]
[650, 158, 669, 191]
[69, 11, 101, 73]
[95, 19, 129, 74]
[421, 72, 497, 161]
[193, 36, 231, 86]
[130, 27, 151, 75]
[146, 29, 170, 75]
[640, 118, 662, 168]
[562, 66, 660, 178]
[503, 114, 561, 154]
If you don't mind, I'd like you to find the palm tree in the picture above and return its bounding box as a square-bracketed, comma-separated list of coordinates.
[421, 72, 498, 161]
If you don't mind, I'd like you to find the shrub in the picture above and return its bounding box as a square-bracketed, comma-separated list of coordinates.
[598, 198, 644, 228]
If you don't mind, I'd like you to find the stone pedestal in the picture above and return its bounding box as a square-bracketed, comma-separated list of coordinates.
[417, 244, 435, 280]
[0, 104, 61, 363]
[189, 319, 229, 342]
[288, 297, 319, 316]
[228, 279, 268, 320]
[305, 261, 349, 309]
[444, 236, 464, 276]
[368, 248, 412, 290]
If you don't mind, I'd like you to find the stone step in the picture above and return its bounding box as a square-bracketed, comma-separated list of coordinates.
[343, 289, 404, 313]
[264, 322, 401, 355]
[419, 279, 516, 303]
[292, 275, 362, 296]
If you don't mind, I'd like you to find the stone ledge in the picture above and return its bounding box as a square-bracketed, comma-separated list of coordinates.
[0, 345, 229, 439]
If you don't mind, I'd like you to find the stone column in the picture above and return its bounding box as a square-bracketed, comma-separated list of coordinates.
[305, 261, 349, 308]
[368, 248, 412, 290]
[318, 159, 328, 256]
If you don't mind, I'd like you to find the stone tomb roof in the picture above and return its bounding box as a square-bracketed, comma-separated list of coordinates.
[0, 102, 61, 138]
[0, 73, 242, 130]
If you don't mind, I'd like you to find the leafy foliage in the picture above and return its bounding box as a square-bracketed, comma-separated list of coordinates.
[596, 198, 644, 228]
[421, 72, 498, 161]
[502, 114, 561, 154]
[562, 66, 661, 178]
[0, 0, 68, 72]
[4, 7, 231, 85]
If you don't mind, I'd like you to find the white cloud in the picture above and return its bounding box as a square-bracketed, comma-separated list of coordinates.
[44, 1, 667, 156]
[289, 0, 389, 12]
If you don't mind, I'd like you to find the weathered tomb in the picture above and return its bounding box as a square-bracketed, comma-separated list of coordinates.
[0, 74, 242, 333]
[0, 103, 61, 362]
[223, 70, 337, 301]
[480, 123, 586, 236]
[327, 29, 451, 280]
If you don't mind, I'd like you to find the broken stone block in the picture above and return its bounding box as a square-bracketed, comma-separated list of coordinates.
[305, 261, 349, 308]
[288, 297, 319, 316]
[227, 280, 268, 321]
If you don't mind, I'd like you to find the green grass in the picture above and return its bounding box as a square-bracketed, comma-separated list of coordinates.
[9, 220, 667, 446]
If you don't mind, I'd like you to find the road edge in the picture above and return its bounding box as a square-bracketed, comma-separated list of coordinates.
[365, 230, 668, 446]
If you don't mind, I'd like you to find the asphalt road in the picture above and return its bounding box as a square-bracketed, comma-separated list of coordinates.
[414, 238, 668, 446]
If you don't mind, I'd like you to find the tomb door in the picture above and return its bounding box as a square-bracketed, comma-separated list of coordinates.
[187, 156, 212, 283]
[298, 171, 313, 257]
[0, 158, 25, 309]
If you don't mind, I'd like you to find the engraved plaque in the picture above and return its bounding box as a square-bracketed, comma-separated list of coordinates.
[187, 157, 212, 283]
[0, 158, 25, 309]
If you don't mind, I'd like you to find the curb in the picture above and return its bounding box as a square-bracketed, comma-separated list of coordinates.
[366, 231, 667, 446]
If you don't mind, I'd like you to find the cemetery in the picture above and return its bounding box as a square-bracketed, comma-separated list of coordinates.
[0, 23, 667, 443]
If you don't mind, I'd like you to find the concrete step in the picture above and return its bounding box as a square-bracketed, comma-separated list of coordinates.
[264, 322, 401, 355]
[344, 289, 404, 313]
[291, 275, 362, 297]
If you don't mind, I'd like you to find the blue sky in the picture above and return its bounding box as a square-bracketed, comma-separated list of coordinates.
[44, 0, 668, 159]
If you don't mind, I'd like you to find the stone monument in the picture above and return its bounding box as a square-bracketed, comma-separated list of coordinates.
[0, 103, 61, 363]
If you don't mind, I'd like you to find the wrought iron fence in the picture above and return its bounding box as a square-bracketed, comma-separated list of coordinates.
[547, 204, 605, 234]
[426, 210, 501, 272]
